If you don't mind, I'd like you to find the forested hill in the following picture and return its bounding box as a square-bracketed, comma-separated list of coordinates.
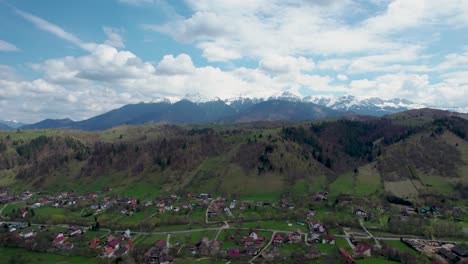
[0, 108, 467, 203]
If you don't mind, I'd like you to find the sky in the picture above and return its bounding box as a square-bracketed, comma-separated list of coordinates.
[0, 0, 467, 123]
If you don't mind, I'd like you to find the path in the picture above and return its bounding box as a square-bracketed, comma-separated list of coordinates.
[0, 203, 9, 217]
[249, 231, 276, 264]
[213, 221, 230, 241]
[205, 197, 220, 224]
[167, 233, 171, 248]
[343, 229, 355, 250]
[359, 219, 381, 248]
[0, 220, 462, 244]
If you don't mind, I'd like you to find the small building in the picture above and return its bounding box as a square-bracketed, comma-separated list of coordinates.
[354, 242, 372, 258]
[322, 234, 336, 244]
[19, 228, 36, 239]
[53, 233, 66, 245]
[354, 209, 367, 217]
[273, 234, 284, 246]
[89, 238, 100, 249]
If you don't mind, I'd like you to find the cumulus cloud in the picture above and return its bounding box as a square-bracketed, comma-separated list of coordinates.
[155, 54, 195, 75]
[0, 40, 19, 52]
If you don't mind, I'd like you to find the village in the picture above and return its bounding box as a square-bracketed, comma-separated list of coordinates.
[0, 188, 467, 263]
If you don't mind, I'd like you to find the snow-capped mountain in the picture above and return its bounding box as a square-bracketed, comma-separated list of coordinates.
[176, 91, 425, 116]
[0, 120, 27, 129]
[304, 95, 425, 116]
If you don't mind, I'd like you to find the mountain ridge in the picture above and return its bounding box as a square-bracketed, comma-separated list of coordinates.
[16, 94, 430, 131]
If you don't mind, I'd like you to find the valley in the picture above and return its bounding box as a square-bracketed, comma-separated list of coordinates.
[0, 108, 467, 263]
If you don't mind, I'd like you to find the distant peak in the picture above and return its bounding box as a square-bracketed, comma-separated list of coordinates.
[183, 93, 210, 103]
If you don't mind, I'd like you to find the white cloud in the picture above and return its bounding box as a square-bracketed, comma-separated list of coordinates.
[0, 40, 19, 52]
[15, 8, 97, 51]
[103, 27, 125, 48]
[349, 73, 468, 107]
[259, 55, 315, 74]
[337, 74, 348, 81]
[155, 54, 195, 75]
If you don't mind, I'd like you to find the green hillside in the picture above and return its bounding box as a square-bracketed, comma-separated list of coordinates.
[0, 109, 467, 203]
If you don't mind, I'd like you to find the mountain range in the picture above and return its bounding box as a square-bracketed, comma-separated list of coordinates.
[2, 94, 431, 131]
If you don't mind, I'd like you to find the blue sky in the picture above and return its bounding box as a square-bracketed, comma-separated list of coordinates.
[0, 0, 467, 122]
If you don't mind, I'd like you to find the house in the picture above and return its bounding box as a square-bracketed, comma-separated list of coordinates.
[107, 238, 121, 250]
[89, 238, 100, 248]
[62, 242, 74, 250]
[228, 248, 241, 258]
[249, 231, 258, 240]
[308, 233, 320, 243]
[66, 226, 83, 237]
[30, 203, 42, 209]
[122, 229, 131, 238]
[245, 244, 259, 256]
[86, 193, 98, 199]
[273, 234, 284, 246]
[38, 197, 49, 205]
[354, 242, 372, 258]
[182, 202, 191, 209]
[307, 209, 316, 218]
[322, 234, 336, 244]
[53, 233, 66, 245]
[19, 208, 28, 218]
[19, 228, 36, 239]
[240, 200, 254, 209]
[305, 245, 320, 259]
[340, 248, 356, 264]
[354, 209, 367, 217]
[127, 199, 137, 207]
[309, 221, 326, 233]
[104, 245, 116, 258]
[289, 230, 302, 244]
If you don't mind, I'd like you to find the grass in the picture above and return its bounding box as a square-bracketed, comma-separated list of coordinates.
[236, 220, 308, 232]
[0, 247, 98, 264]
[418, 174, 454, 195]
[134, 234, 167, 246]
[384, 180, 419, 199]
[356, 257, 399, 264]
[170, 230, 217, 244]
[336, 237, 352, 252]
[382, 240, 419, 256]
[329, 172, 354, 199]
[354, 163, 381, 195]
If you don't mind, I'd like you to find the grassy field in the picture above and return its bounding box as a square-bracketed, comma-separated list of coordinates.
[170, 230, 217, 244]
[354, 163, 382, 195]
[384, 180, 419, 199]
[329, 172, 354, 199]
[0, 247, 98, 264]
[356, 257, 399, 264]
[134, 234, 167, 246]
[382, 240, 419, 256]
[417, 174, 454, 195]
